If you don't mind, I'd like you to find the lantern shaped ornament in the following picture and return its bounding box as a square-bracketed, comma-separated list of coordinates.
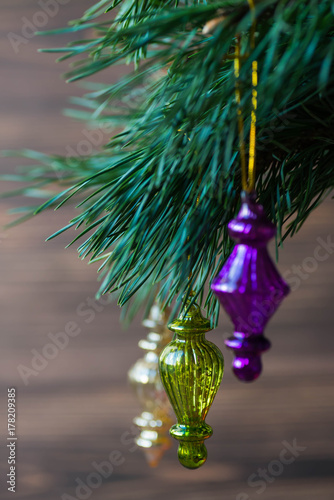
[128, 304, 174, 467]
[211, 191, 290, 382]
[159, 299, 224, 469]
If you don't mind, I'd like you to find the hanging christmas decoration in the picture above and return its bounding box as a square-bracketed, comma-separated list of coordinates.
[211, 1, 290, 382]
[211, 191, 290, 382]
[159, 297, 224, 469]
[128, 303, 174, 467]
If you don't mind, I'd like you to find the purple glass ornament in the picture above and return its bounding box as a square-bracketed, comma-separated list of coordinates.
[211, 191, 290, 382]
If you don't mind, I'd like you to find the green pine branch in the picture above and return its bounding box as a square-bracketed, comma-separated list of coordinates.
[2, 0, 334, 324]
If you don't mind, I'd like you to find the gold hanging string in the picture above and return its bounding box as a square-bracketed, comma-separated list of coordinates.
[234, 0, 258, 192]
[234, 35, 247, 191]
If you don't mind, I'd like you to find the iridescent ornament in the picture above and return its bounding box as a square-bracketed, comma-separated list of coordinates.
[211, 191, 290, 382]
[128, 304, 173, 467]
[159, 298, 224, 469]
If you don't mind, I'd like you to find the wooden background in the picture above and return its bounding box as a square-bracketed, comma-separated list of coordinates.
[0, 2, 333, 499]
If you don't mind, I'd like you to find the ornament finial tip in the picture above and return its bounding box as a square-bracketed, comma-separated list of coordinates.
[178, 441, 207, 469]
[233, 354, 262, 382]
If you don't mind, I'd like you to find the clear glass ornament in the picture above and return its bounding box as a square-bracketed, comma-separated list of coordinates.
[128, 304, 173, 467]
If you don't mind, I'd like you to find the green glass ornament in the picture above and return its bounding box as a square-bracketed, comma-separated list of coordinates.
[159, 299, 224, 469]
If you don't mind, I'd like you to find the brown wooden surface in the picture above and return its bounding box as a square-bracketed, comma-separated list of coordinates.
[0, 2, 334, 499]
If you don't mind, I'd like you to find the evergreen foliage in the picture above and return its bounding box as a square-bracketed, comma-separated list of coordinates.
[3, 0, 334, 323]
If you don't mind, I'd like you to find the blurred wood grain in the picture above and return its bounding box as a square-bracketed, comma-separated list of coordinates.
[0, 2, 333, 500]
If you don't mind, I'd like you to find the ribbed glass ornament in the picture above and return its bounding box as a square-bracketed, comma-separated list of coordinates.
[159, 299, 224, 469]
